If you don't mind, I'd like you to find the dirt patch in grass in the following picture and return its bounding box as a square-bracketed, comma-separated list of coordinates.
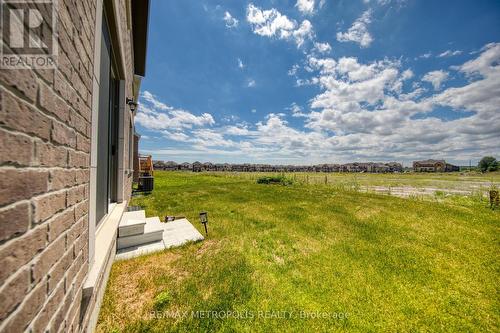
[354, 206, 382, 220]
[97, 251, 189, 332]
[195, 239, 222, 259]
[273, 254, 285, 265]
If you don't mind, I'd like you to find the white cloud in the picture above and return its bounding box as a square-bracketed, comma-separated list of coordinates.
[246, 4, 314, 47]
[399, 87, 425, 101]
[307, 59, 406, 135]
[295, 78, 318, 87]
[225, 125, 251, 136]
[364, 0, 408, 6]
[433, 43, 500, 117]
[336, 10, 373, 48]
[438, 49, 462, 58]
[252, 114, 328, 154]
[416, 52, 432, 59]
[422, 70, 449, 90]
[308, 56, 337, 74]
[292, 20, 314, 47]
[237, 58, 245, 69]
[458, 42, 500, 76]
[163, 131, 190, 142]
[313, 41, 332, 54]
[401, 69, 414, 80]
[223, 11, 239, 28]
[136, 91, 215, 131]
[287, 103, 308, 117]
[142, 91, 170, 110]
[296, 0, 315, 15]
[246, 4, 296, 38]
[192, 129, 238, 148]
[222, 115, 239, 123]
[288, 64, 300, 76]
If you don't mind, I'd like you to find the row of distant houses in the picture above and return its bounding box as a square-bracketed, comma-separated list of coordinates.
[152, 159, 460, 173]
[153, 161, 404, 173]
[412, 159, 460, 172]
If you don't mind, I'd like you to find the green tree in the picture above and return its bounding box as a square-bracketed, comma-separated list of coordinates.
[478, 156, 498, 172]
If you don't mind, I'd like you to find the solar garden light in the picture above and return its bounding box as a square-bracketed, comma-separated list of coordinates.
[199, 211, 208, 235]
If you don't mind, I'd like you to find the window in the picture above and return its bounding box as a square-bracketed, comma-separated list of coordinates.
[129, 122, 134, 171]
[96, 14, 119, 226]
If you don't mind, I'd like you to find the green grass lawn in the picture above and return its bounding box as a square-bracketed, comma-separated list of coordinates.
[97, 171, 500, 332]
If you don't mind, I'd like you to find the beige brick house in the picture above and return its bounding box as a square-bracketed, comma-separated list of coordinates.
[413, 159, 460, 172]
[0, 0, 149, 332]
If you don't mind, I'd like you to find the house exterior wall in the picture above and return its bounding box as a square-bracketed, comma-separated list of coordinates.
[0, 0, 142, 331]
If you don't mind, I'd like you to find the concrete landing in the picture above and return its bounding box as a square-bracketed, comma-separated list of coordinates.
[115, 218, 204, 260]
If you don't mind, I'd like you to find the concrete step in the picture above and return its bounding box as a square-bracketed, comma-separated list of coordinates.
[121, 210, 146, 221]
[116, 218, 205, 260]
[118, 219, 145, 237]
[117, 216, 164, 250]
[118, 211, 147, 237]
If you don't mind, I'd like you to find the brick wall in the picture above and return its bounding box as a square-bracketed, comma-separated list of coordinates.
[0, 0, 135, 331]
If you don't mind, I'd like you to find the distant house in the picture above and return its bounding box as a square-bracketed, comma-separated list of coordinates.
[368, 163, 389, 173]
[164, 161, 179, 171]
[153, 160, 165, 170]
[192, 161, 203, 172]
[413, 159, 459, 172]
[200, 162, 210, 171]
[316, 164, 340, 172]
[386, 162, 404, 173]
[180, 162, 192, 171]
[343, 163, 368, 173]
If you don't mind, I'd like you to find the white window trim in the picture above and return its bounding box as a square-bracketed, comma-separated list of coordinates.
[88, 0, 127, 272]
[87, 0, 104, 269]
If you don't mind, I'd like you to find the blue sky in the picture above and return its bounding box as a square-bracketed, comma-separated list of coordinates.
[136, 0, 500, 166]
